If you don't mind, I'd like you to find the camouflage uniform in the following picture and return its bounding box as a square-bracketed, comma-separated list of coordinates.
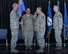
[53, 11, 63, 47]
[21, 14, 34, 47]
[34, 12, 46, 48]
[10, 10, 19, 50]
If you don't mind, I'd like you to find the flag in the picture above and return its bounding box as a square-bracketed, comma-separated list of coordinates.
[67, 18, 68, 38]
[57, 0, 60, 11]
[47, 1, 52, 36]
[64, 2, 68, 39]
[17, 0, 26, 17]
[67, 18, 68, 39]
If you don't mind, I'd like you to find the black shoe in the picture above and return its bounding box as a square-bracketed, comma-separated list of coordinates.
[55, 46, 62, 50]
[36, 48, 44, 53]
[11, 49, 19, 53]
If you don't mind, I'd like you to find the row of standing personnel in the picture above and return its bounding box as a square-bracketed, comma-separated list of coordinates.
[10, 3, 63, 53]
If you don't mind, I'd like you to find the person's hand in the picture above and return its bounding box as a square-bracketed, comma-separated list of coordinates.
[34, 12, 37, 17]
[34, 12, 37, 15]
[19, 22, 23, 24]
[20, 14, 22, 17]
[58, 27, 61, 30]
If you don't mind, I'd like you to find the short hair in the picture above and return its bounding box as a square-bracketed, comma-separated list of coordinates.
[53, 5, 58, 7]
[12, 3, 18, 8]
[26, 8, 30, 10]
[37, 7, 42, 11]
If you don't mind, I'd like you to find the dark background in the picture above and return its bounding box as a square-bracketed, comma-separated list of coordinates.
[0, 0, 65, 28]
[0, 0, 68, 44]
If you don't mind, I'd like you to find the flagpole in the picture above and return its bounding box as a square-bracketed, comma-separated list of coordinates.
[47, 0, 50, 53]
[47, 0, 53, 48]
[64, 24, 66, 47]
[63, 0, 66, 47]
[47, 0, 52, 50]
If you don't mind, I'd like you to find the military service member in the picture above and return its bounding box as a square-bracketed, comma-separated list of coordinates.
[10, 3, 19, 53]
[53, 5, 63, 49]
[34, 7, 46, 52]
[21, 8, 34, 50]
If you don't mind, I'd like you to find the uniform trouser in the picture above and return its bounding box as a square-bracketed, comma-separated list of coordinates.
[55, 29, 62, 47]
[11, 28, 18, 50]
[24, 31, 33, 47]
[35, 31, 45, 48]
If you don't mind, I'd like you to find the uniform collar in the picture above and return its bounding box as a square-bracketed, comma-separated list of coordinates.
[38, 12, 43, 15]
[12, 10, 16, 12]
[26, 14, 31, 17]
[55, 11, 59, 14]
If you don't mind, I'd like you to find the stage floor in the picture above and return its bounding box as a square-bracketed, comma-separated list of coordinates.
[0, 44, 68, 54]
